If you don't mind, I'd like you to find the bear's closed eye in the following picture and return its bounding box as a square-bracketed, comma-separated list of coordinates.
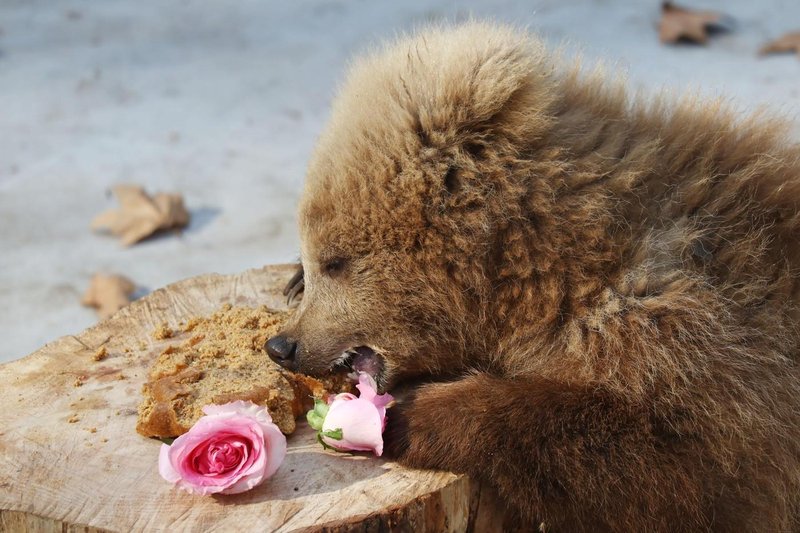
[323, 257, 347, 276]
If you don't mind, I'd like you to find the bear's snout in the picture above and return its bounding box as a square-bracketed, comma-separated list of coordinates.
[265, 334, 299, 371]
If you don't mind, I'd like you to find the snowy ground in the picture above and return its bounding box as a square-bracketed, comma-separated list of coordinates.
[1, 0, 799, 363]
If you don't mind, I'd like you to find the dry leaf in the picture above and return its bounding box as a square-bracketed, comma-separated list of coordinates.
[81, 273, 136, 319]
[91, 184, 190, 246]
[659, 2, 726, 44]
[760, 31, 800, 58]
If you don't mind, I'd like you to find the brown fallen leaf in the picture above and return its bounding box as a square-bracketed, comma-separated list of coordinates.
[659, 2, 727, 44]
[91, 184, 190, 246]
[81, 273, 136, 319]
[760, 31, 800, 58]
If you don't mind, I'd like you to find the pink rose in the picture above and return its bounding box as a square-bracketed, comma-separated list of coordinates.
[307, 373, 394, 456]
[158, 401, 286, 495]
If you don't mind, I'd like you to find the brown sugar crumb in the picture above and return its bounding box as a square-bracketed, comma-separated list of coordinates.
[117, 374, 127, 381]
[153, 323, 173, 340]
[183, 317, 202, 332]
[87, 427, 97, 433]
[101, 438, 109, 443]
[160, 345, 178, 356]
[67, 414, 80, 423]
[136, 305, 353, 440]
[93, 345, 108, 361]
[74, 376, 86, 387]
[185, 334, 204, 348]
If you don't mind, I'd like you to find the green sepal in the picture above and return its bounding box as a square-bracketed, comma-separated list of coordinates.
[312, 398, 330, 418]
[306, 398, 330, 431]
[317, 432, 338, 451]
[307, 410, 324, 431]
[158, 437, 176, 445]
[321, 428, 343, 441]
[307, 398, 346, 452]
[316, 428, 346, 452]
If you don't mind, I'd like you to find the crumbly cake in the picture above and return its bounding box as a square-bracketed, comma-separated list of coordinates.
[136, 304, 350, 438]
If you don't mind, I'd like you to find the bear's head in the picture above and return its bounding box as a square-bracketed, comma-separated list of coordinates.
[268, 23, 556, 390]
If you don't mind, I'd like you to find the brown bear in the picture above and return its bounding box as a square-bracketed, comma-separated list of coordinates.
[266, 22, 800, 531]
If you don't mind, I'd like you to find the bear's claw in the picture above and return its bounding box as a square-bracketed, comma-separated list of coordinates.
[283, 265, 304, 304]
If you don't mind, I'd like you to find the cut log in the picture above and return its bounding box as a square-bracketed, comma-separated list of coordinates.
[0, 265, 505, 532]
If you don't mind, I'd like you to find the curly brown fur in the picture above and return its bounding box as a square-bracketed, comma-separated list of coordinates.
[276, 22, 800, 531]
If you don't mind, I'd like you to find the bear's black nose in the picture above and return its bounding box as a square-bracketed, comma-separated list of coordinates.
[265, 334, 298, 370]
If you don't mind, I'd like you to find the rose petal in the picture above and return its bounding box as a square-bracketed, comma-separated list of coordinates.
[176, 479, 228, 495]
[218, 423, 287, 495]
[218, 451, 265, 495]
[220, 473, 264, 494]
[158, 443, 181, 483]
[158, 402, 286, 496]
[219, 449, 266, 495]
[260, 424, 287, 479]
[328, 392, 357, 405]
[355, 373, 394, 409]
[203, 400, 275, 426]
[174, 423, 261, 486]
[322, 398, 385, 456]
[190, 435, 250, 476]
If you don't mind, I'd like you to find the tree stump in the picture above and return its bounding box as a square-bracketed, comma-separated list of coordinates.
[0, 265, 504, 532]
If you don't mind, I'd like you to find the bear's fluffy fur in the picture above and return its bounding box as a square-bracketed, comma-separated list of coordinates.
[281, 22, 800, 531]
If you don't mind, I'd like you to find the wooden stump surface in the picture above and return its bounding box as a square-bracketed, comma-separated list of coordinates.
[0, 265, 499, 532]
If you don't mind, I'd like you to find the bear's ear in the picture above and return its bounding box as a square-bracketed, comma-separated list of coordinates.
[305, 23, 559, 199]
[393, 22, 558, 151]
[327, 23, 557, 156]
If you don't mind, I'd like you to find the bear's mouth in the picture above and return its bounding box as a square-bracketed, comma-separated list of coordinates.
[332, 346, 385, 387]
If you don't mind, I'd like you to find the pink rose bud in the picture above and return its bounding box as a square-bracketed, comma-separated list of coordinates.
[158, 401, 287, 495]
[307, 372, 394, 456]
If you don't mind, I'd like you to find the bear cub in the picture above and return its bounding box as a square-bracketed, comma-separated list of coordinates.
[267, 22, 800, 532]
